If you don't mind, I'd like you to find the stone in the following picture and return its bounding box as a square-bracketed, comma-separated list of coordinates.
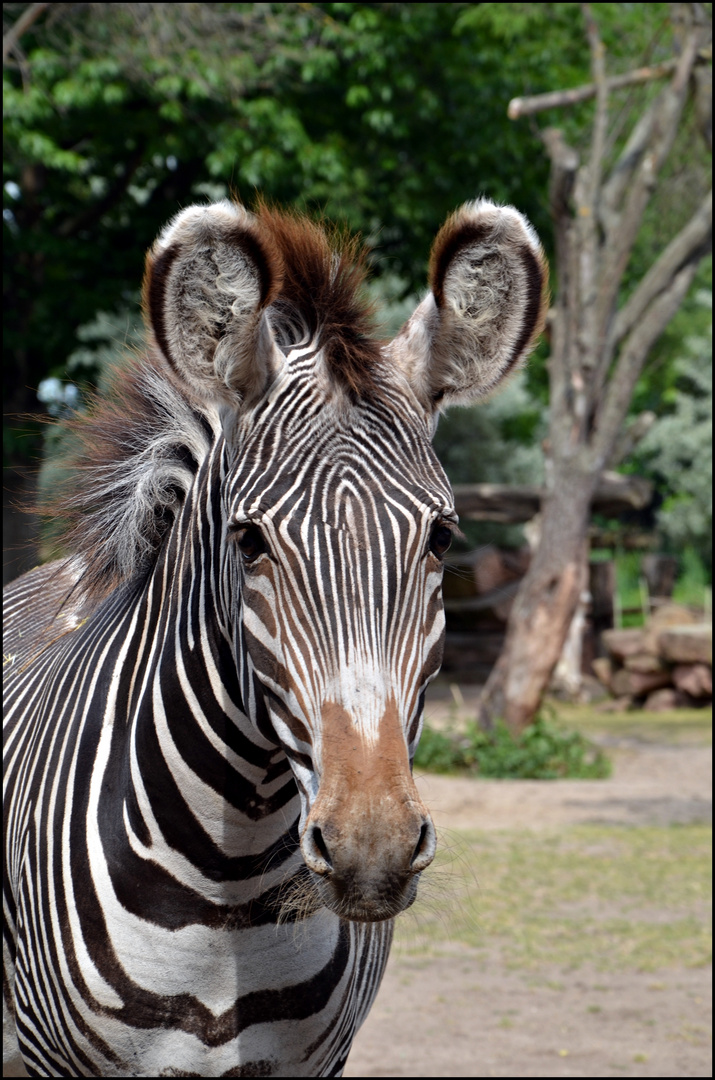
[591, 657, 613, 689]
[624, 653, 667, 674]
[601, 627, 646, 660]
[642, 604, 701, 654]
[658, 624, 712, 665]
[649, 603, 701, 628]
[671, 663, 713, 698]
[611, 667, 672, 698]
[644, 688, 683, 711]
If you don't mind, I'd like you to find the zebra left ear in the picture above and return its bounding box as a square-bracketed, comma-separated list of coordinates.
[143, 200, 283, 407]
[388, 199, 548, 412]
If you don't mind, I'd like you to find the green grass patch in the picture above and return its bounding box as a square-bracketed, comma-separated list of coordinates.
[398, 825, 712, 972]
[414, 713, 611, 779]
[548, 701, 712, 746]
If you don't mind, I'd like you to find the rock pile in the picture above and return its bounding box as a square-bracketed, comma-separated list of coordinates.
[593, 604, 712, 710]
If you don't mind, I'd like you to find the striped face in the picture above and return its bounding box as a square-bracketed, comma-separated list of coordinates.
[144, 196, 547, 923]
[223, 356, 453, 921]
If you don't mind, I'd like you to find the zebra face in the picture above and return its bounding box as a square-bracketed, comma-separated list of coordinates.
[224, 369, 453, 920]
[145, 197, 547, 922]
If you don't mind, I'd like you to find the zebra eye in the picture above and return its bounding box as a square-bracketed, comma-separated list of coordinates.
[231, 525, 267, 562]
[429, 522, 453, 558]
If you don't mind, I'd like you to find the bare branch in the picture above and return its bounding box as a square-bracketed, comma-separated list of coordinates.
[575, 5, 609, 384]
[611, 190, 712, 347]
[693, 63, 712, 150]
[541, 128, 580, 449]
[600, 97, 660, 227]
[593, 33, 701, 362]
[3, 2, 50, 65]
[582, 2, 608, 208]
[507, 49, 711, 119]
[593, 259, 704, 465]
[606, 410, 657, 468]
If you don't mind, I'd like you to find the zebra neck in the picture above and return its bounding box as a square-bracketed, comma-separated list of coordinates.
[103, 458, 302, 916]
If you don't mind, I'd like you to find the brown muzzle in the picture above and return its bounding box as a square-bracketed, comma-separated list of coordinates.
[300, 700, 436, 922]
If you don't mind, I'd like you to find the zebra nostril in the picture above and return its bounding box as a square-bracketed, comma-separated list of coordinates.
[410, 819, 436, 872]
[411, 823, 428, 865]
[308, 825, 333, 874]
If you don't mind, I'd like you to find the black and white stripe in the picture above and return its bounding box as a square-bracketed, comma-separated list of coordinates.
[4, 198, 547, 1077]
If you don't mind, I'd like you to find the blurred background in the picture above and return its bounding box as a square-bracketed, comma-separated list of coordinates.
[3, 2, 712, 706]
[3, 8, 712, 1077]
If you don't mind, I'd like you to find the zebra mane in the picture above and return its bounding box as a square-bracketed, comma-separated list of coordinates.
[41, 355, 218, 600]
[255, 202, 383, 398]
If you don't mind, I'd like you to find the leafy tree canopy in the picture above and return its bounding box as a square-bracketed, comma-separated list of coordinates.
[4, 0, 710, 492]
[4, 0, 554, 458]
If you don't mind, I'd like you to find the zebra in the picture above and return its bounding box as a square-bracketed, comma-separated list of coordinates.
[3, 196, 547, 1077]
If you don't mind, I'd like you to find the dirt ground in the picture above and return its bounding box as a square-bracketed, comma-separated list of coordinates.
[344, 698, 712, 1079]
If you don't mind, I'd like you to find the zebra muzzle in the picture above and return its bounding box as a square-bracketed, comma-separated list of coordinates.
[299, 700, 437, 922]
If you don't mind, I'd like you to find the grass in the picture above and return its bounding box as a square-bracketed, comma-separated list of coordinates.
[548, 701, 713, 746]
[398, 824, 712, 972]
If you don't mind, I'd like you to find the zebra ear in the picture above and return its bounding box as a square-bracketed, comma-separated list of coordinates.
[388, 199, 548, 412]
[143, 200, 283, 406]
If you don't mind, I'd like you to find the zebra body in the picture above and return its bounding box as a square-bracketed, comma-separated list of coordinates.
[4, 198, 546, 1077]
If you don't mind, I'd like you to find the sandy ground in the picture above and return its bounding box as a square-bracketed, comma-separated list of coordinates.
[344, 729, 712, 1079]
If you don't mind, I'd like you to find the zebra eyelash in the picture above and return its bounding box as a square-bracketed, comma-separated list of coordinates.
[226, 522, 269, 562]
[427, 518, 462, 559]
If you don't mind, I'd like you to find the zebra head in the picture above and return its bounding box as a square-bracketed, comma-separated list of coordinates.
[144, 199, 547, 923]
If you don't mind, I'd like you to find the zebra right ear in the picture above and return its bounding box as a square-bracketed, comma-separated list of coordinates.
[388, 199, 548, 414]
[143, 201, 283, 406]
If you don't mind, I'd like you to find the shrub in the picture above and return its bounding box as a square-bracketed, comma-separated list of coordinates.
[414, 713, 611, 779]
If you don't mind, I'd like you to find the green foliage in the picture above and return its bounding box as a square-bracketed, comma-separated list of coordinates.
[672, 547, 711, 607]
[414, 713, 611, 779]
[612, 549, 647, 627]
[4, 0, 559, 463]
[593, 546, 710, 629]
[638, 292, 713, 573]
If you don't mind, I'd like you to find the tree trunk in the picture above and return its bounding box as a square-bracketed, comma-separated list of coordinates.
[477, 5, 711, 735]
[478, 461, 597, 735]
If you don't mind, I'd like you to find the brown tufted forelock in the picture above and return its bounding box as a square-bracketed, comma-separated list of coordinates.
[255, 201, 383, 398]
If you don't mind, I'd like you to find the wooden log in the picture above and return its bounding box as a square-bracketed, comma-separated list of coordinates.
[642, 603, 702, 652]
[644, 687, 686, 711]
[442, 632, 506, 665]
[589, 560, 615, 621]
[444, 580, 521, 623]
[642, 554, 678, 598]
[452, 471, 653, 524]
[441, 632, 506, 682]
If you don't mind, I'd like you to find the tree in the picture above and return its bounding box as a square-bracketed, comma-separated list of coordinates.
[3, 1, 557, 441]
[478, 2, 712, 733]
